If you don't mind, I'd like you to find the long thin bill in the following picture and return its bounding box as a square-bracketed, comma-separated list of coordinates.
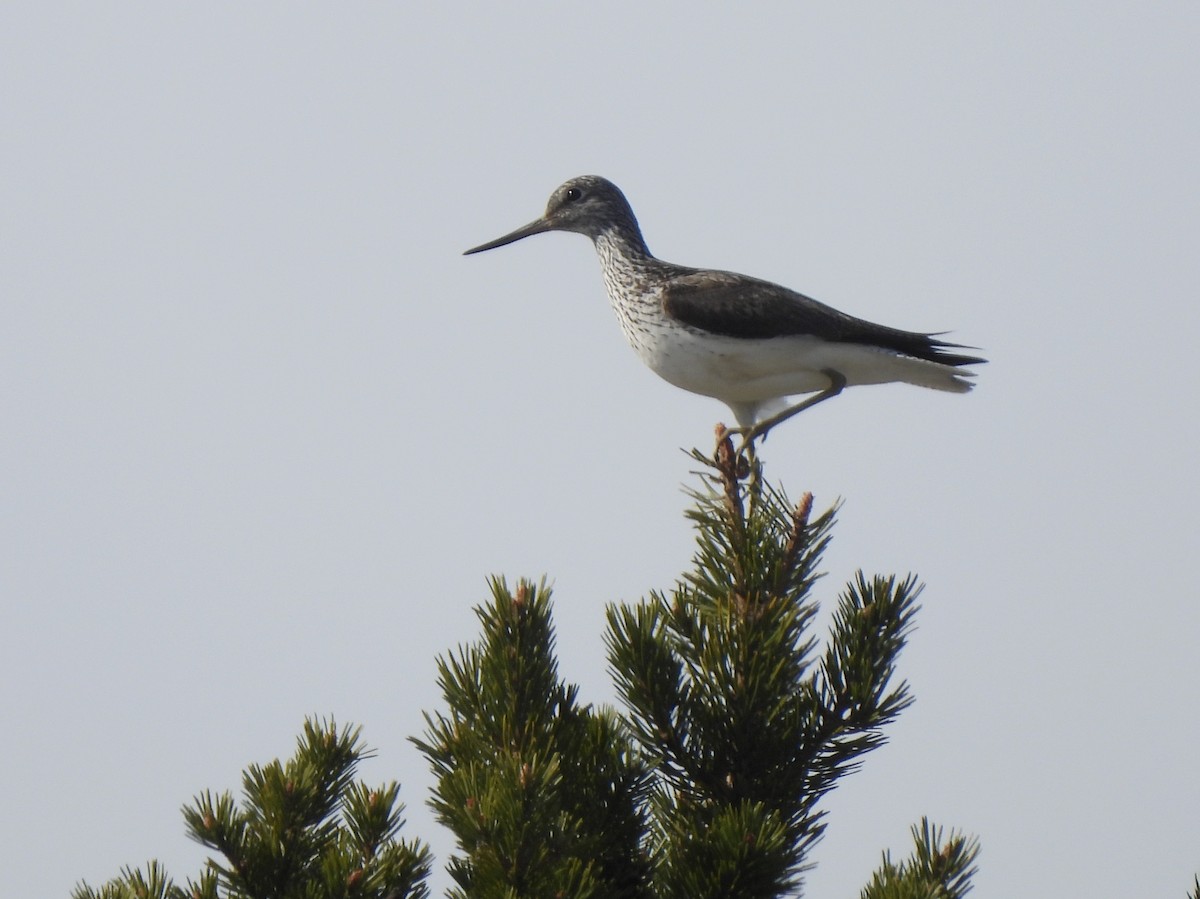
[463, 218, 552, 255]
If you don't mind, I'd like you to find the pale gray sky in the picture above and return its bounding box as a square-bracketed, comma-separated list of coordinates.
[3, 3, 1198, 897]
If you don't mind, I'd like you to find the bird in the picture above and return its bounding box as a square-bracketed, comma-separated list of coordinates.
[464, 175, 984, 447]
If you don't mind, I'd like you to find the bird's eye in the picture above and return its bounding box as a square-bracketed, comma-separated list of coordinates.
[564, 187, 582, 202]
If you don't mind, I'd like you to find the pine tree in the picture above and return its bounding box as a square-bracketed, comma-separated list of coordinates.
[73, 720, 432, 899]
[77, 437, 987, 898]
[603, 441, 926, 897]
[413, 577, 651, 899]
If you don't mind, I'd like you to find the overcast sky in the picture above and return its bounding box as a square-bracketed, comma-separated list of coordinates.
[3, 3, 1198, 897]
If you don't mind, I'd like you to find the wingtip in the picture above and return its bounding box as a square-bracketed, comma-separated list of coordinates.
[928, 336, 987, 368]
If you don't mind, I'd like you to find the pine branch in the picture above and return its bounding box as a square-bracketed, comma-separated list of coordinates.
[801, 572, 920, 803]
[414, 577, 651, 899]
[860, 818, 980, 899]
[607, 435, 926, 895]
[72, 861, 184, 899]
[76, 719, 431, 899]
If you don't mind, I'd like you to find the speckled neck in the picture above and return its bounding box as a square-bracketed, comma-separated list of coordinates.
[593, 226, 667, 357]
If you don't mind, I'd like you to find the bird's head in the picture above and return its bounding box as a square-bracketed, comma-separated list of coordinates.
[464, 175, 639, 254]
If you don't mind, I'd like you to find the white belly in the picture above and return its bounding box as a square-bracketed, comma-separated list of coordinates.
[635, 328, 907, 401]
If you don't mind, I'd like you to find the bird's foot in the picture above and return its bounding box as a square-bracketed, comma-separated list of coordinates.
[714, 424, 757, 480]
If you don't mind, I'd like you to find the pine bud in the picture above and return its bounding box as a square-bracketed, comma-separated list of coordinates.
[795, 492, 813, 530]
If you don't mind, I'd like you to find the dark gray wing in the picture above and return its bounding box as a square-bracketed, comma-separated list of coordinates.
[660, 269, 985, 367]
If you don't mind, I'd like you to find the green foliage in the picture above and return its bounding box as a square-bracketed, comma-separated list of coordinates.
[413, 577, 651, 899]
[74, 720, 432, 899]
[604, 445, 920, 896]
[72, 861, 191, 899]
[76, 440, 984, 898]
[859, 818, 981, 899]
